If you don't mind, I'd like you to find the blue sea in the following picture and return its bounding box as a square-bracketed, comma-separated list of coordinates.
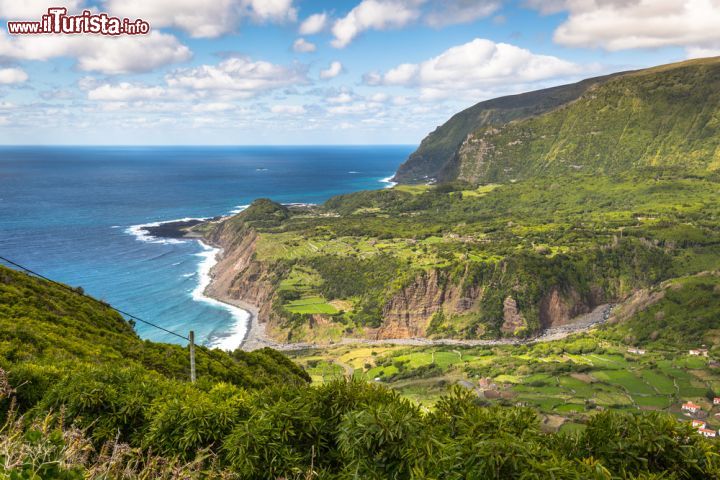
[0, 146, 411, 348]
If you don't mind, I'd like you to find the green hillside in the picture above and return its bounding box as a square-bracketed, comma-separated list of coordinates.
[393, 72, 623, 183]
[0, 264, 308, 393]
[1, 265, 719, 478]
[205, 168, 720, 344]
[397, 57, 720, 184]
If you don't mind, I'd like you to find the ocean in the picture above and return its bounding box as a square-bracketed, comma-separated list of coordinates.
[0, 146, 411, 349]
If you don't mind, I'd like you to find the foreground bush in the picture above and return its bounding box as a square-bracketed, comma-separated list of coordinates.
[4, 378, 720, 479]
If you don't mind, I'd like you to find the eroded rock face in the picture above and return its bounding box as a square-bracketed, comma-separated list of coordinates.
[204, 227, 275, 327]
[501, 296, 526, 334]
[375, 269, 482, 339]
[539, 287, 592, 329]
[205, 222, 610, 341]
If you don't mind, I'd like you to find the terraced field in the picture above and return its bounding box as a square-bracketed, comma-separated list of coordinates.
[289, 340, 720, 432]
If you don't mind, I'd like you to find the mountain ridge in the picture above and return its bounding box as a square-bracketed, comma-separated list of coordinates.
[395, 57, 720, 184]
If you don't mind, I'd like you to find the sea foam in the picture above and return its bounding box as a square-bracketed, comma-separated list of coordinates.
[193, 242, 250, 351]
[125, 217, 205, 245]
[380, 175, 398, 188]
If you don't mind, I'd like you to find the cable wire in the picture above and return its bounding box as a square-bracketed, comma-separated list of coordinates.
[0, 254, 190, 342]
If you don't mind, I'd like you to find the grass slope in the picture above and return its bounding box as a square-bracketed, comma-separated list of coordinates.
[393, 71, 624, 183]
[452, 57, 720, 183]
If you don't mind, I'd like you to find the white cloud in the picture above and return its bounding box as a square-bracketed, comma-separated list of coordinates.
[524, 0, 567, 15]
[245, 0, 297, 22]
[383, 63, 419, 84]
[686, 46, 720, 58]
[293, 38, 317, 53]
[88, 83, 166, 101]
[327, 101, 382, 114]
[299, 12, 328, 34]
[330, 0, 501, 47]
[271, 104, 306, 114]
[331, 0, 420, 48]
[531, 0, 720, 55]
[192, 102, 236, 112]
[327, 92, 354, 104]
[425, 0, 500, 27]
[0, 31, 191, 74]
[0, 0, 84, 19]
[166, 57, 306, 97]
[106, 0, 296, 38]
[366, 38, 582, 99]
[0, 67, 28, 84]
[320, 61, 344, 79]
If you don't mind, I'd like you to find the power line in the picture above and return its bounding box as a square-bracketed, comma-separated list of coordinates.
[0, 254, 253, 384]
[0, 254, 189, 342]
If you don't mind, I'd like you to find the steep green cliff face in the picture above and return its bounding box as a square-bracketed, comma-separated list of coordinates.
[204, 171, 720, 343]
[396, 57, 720, 184]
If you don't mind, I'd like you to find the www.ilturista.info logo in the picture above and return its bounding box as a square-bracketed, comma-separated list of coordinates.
[7, 8, 150, 35]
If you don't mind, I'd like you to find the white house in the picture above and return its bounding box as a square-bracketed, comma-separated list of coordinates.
[692, 420, 707, 429]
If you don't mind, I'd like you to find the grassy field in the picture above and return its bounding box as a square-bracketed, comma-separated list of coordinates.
[288, 333, 720, 432]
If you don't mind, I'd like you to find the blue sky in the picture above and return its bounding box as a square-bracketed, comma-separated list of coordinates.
[0, 0, 717, 145]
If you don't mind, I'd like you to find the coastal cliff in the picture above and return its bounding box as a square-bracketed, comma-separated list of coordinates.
[196, 58, 720, 346]
[397, 57, 720, 185]
[202, 202, 616, 345]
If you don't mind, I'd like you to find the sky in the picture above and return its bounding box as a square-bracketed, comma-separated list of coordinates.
[0, 0, 718, 145]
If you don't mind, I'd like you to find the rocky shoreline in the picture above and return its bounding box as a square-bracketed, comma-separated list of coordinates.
[142, 218, 220, 239]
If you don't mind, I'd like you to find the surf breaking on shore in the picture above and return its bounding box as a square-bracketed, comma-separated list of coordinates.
[192, 243, 250, 350]
[380, 175, 398, 188]
[125, 215, 251, 351]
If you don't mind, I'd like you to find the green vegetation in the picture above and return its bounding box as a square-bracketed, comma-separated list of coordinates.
[291, 318, 720, 429]
[396, 57, 720, 184]
[210, 167, 720, 343]
[4, 266, 720, 478]
[599, 274, 720, 348]
[452, 58, 720, 183]
[9, 57, 720, 478]
[393, 70, 623, 183]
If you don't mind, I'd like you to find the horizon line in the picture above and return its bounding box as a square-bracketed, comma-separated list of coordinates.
[0, 144, 417, 148]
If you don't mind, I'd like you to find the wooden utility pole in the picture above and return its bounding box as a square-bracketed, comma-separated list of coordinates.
[189, 330, 196, 383]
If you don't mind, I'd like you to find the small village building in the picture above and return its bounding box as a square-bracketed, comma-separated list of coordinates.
[699, 428, 717, 438]
[628, 347, 646, 355]
[692, 420, 706, 429]
[682, 402, 702, 413]
[689, 349, 709, 357]
[714, 397, 720, 406]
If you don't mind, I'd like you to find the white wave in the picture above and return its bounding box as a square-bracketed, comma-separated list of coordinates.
[348, 171, 359, 174]
[192, 242, 249, 351]
[228, 205, 249, 215]
[125, 217, 206, 245]
[110, 225, 120, 229]
[380, 175, 398, 189]
[181, 272, 195, 278]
